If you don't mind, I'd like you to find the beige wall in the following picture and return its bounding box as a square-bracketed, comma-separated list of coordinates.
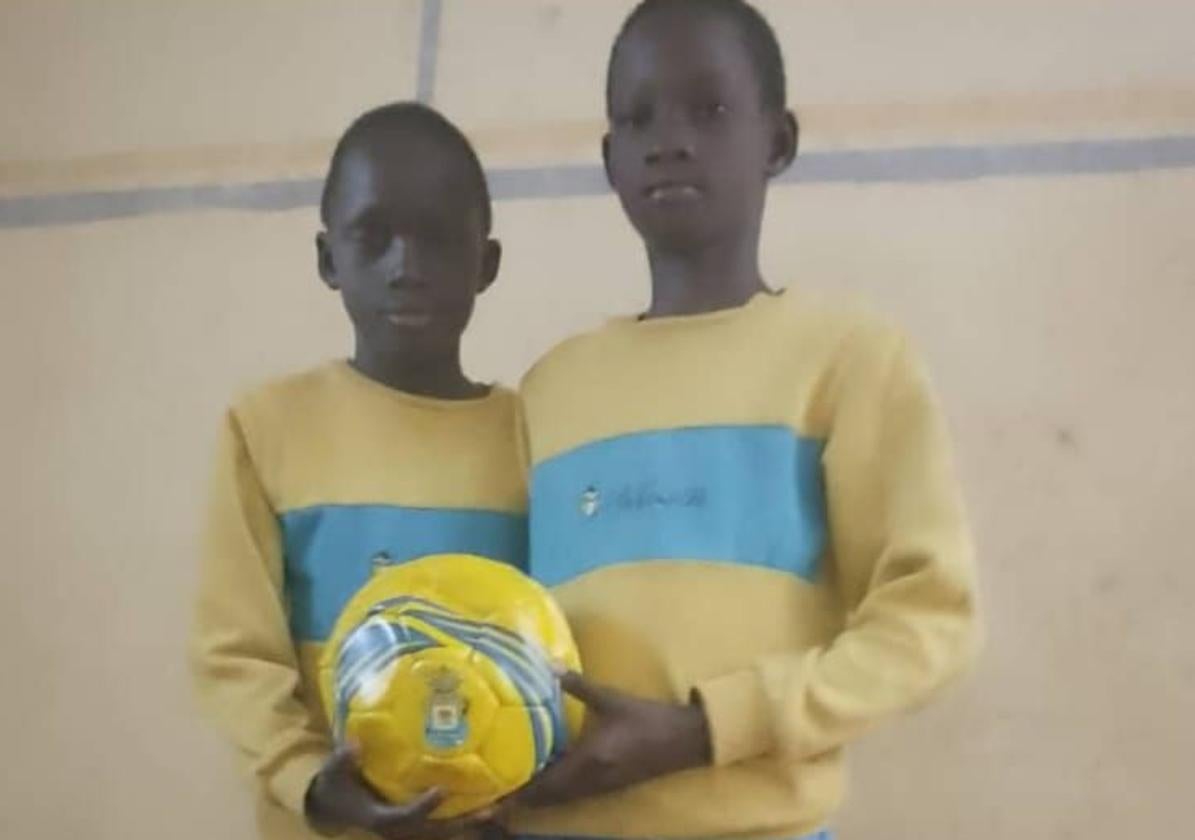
[3, 2, 1194, 839]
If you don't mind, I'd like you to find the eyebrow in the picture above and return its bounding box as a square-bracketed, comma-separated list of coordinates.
[342, 199, 477, 236]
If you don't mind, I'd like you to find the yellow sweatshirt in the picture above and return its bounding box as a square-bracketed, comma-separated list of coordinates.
[514, 290, 980, 840]
[190, 361, 527, 840]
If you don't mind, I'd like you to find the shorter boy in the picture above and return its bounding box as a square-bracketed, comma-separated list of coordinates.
[191, 103, 524, 840]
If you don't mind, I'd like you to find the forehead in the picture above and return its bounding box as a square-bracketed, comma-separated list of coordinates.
[328, 129, 480, 227]
[610, 9, 757, 103]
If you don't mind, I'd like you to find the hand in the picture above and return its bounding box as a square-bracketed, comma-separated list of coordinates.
[305, 744, 494, 840]
[517, 671, 711, 807]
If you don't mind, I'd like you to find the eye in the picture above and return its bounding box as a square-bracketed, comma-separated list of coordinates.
[693, 101, 728, 123]
[350, 223, 390, 256]
[416, 217, 471, 250]
[614, 102, 652, 130]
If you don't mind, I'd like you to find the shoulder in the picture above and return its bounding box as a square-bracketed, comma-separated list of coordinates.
[477, 383, 522, 425]
[520, 321, 623, 400]
[226, 362, 341, 445]
[782, 292, 933, 419]
[766, 288, 908, 383]
[779, 287, 903, 350]
[764, 289, 922, 431]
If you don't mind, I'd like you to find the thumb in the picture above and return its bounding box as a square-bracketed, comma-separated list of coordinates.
[371, 787, 443, 824]
[323, 741, 361, 779]
[558, 671, 624, 712]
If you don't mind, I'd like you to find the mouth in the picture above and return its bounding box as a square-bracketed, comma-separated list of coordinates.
[382, 308, 433, 328]
[644, 181, 703, 203]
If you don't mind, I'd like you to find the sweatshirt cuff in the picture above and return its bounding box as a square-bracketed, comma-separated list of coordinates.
[693, 667, 773, 766]
[269, 748, 329, 816]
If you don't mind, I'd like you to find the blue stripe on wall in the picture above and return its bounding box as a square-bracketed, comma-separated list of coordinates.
[529, 426, 826, 588]
[280, 504, 527, 642]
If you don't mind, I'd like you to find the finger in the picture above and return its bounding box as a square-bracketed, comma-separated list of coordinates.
[371, 787, 444, 825]
[485, 795, 516, 822]
[477, 820, 515, 840]
[517, 754, 591, 807]
[558, 671, 623, 712]
[323, 742, 361, 778]
[433, 809, 501, 836]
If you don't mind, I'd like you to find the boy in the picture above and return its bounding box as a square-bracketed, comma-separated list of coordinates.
[191, 103, 523, 840]
[513, 2, 981, 838]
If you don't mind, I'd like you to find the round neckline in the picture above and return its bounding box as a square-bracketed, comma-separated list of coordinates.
[615, 287, 787, 330]
[332, 360, 502, 410]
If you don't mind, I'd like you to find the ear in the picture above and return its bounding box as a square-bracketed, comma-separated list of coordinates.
[477, 238, 502, 295]
[765, 110, 799, 178]
[316, 231, 338, 291]
[602, 133, 615, 188]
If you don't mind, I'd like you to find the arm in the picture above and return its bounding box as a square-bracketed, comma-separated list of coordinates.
[189, 409, 330, 814]
[191, 411, 496, 839]
[695, 330, 982, 765]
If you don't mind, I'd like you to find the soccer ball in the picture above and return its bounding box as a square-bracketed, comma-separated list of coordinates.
[318, 553, 583, 818]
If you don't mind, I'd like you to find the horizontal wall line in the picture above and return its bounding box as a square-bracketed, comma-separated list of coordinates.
[3, 134, 1194, 229]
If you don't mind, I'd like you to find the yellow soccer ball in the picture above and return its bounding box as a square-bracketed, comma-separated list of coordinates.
[318, 553, 583, 818]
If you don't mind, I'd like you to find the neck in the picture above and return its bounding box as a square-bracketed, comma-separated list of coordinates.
[350, 343, 485, 400]
[643, 226, 768, 319]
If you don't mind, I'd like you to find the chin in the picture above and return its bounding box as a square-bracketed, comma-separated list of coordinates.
[627, 199, 722, 248]
[365, 329, 439, 357]
[637, 220, 722, 254]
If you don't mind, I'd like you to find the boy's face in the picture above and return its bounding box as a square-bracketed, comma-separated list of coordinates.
[317, 131, 498, 362]
[604, 10, 795, 252]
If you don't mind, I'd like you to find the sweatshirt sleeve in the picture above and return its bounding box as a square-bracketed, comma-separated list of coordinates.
[695, 328, 981, 765]
[189, 409, 330, 814]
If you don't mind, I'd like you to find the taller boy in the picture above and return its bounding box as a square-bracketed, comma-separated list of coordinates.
[515, 2, 981, 838]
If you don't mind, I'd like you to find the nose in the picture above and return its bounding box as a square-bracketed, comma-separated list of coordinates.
[384, 236, 420, 288]
[644, 110, 695, 166]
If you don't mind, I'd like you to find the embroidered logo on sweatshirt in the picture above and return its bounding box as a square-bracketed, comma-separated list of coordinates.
[579, 481, 707, 518]
[580, 486, 600, 517]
